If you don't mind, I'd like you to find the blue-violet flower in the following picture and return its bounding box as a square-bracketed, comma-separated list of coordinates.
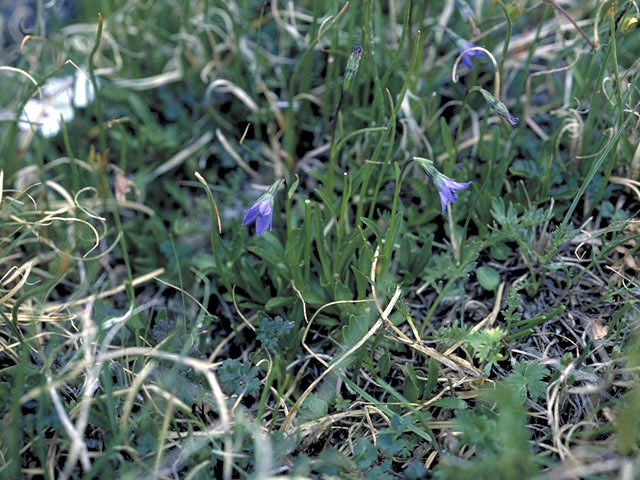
[434, 175, 472, 213]
[414, 157, 471, 213]
[446, 28, 484, 70]
[242, 179, 282, 235]
[458, 39, 484, 70]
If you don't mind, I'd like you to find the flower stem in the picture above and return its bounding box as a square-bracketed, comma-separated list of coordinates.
[88, 13, 105, 153]
[493, 0, 512, 96]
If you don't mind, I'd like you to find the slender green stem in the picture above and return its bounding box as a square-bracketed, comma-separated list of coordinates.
[60, 119, 78, 193]
[195, 172, 232, 293]
[364, 0, 386, 124]
[327, 88, 345, 193]
[284, 2, 349, 167]
[168, 234, 188, 336]
[334, 172, 351, 277]
[453, 87, 481, 167]
[367, 31, 423, 219]
[303, 200, 311, 284]
[581, 33, 615, 163]
[421, 276, 457, 334]
[493, 0, 512, 95]
[381, 159, 413, 270]
[609, 6, 623, 106]
[88, 13, 105, 153]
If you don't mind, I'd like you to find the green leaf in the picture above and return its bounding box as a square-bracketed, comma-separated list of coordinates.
[402, 377, 420, 403]
[342, 310, 374, 349]
[423, 357, 439, 398]
[490, 242, 509, 261]
[360, 216, 383, 243]
[354, 438, 378, 469]
[476, 266, 500, 290]
[404, 461, 428, 479]
[256, 315, 294, 350]
[287, 174, 299, 200]
[218, 359, 261, 395]
[440, 117, 454, 163]
[506, 361, 549, 401]
[248, 246, 286, 271]
[432, 397, 468, 409]
[304, 393, 329, 417]
[265, 296, 294, 311]
[379, 352, 391, 378]
[615, 388, 640, 454]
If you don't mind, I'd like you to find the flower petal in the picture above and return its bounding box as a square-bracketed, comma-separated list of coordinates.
[503, 112, 520, 126]
[436, 177, 471, 212]
[461, 54, 473, 70]
[439, 187, 459, 212]
[242, 203, 261, 225]
[258, 197, 272, 215]
[255, 213, 272, 235]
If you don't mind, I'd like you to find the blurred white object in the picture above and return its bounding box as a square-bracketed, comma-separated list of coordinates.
[18, 72, 95, 137]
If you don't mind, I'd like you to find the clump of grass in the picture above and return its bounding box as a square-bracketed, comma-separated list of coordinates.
[1, 1, 640, 479]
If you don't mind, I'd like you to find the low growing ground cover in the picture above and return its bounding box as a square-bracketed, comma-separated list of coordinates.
[1, 0, 640, 478]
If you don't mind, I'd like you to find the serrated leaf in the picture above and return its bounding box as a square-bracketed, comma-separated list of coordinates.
[354, 438, 378, 470]
[404, 460, 428, 479]
[218, 359, 261, 395]
[507, 360, 549, 401]
[256, 315, 294, 349]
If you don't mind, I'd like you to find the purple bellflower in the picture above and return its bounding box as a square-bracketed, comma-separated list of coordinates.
[242, 179, 283, 235]
[413, 157, 471, 213]
[434, 176, 472, 213]
[446, 28, 484, 70]
[458, 39, 484, 70]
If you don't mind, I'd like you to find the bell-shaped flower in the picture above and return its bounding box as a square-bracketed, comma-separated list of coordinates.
[413, 157, 471, 213]
[434, 175, 472, 213]
[242, 179, 283, 235]
[446, 28, 484, 70]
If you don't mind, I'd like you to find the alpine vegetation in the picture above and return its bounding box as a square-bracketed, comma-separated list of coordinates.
[1, 2, 638, 480]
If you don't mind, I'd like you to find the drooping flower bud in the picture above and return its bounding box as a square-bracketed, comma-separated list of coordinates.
[478, 88, 520, 126]
[343, 44, 363, 91]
